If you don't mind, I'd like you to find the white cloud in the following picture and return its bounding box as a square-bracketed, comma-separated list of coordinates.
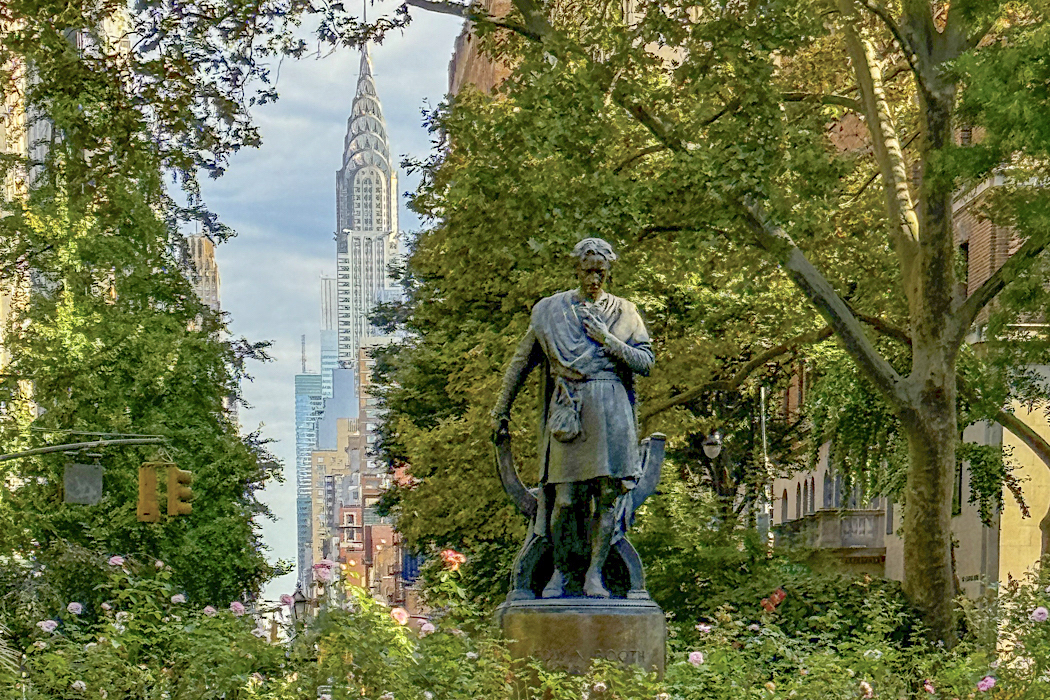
[204, 7, 464, 599]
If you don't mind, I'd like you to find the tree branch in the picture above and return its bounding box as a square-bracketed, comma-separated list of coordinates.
[855, 0, 924, 87]
[782, 92, 863, 112]
[952, 227, 1050, 345]
[403, 0, 469, 17]
[737, 201, 908, 409]
[403, 0, 541, 40]
[641, 326, 835, 424]
[838, 0, 921, 262]
[614, 144, 667, 173]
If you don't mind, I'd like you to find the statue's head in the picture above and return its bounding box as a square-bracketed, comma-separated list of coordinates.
[572, 238, 616, 302]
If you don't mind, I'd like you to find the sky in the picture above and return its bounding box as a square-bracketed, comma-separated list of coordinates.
[199, 6, 465, 600]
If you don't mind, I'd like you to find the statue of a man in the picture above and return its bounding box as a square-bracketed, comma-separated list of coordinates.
[493, 238, 654, 598]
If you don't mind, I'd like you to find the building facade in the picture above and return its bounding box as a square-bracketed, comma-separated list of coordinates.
[334, 47, 401, 369]
[294, 372, 324, 591]
[186, 236, 221, 312]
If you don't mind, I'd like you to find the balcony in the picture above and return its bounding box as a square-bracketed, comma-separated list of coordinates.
[774, 509, 887, 574]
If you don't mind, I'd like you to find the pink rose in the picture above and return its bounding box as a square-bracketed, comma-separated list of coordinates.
[977, 676, 996, 692]
[170, 594, 186, 604]
[203, 606, 218, 617]
[108, 556, 124, 566]
[695, 623, 711, 633]
[924, 680, 935, 694]
[280, 594, 294, 606]
[688, 650, 704, 666]
[36, 620, 58, 633]
[67, 602, 83, 615]
[859, 681, 874, 699]
[229, 601, 245, 616]
[420, 621, 436, 636]
[313, 566, 333, 582]
[390, 607, 410, 625]
[1030, 606, 1048, 622]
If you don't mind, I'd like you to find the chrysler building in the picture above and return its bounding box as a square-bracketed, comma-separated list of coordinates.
[335, 46, 400, 368]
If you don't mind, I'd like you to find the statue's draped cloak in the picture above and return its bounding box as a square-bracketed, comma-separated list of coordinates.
[502, 290, 653, 497]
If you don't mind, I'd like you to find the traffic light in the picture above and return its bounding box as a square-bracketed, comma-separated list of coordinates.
[137, 464, 160, 522]
[167, 467, 194, 516]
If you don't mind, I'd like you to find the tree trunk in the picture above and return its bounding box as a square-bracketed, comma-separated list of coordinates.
[900, 377, 958, 642]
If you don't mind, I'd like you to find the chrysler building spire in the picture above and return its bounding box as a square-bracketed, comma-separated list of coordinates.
[334, 45, 400, 368]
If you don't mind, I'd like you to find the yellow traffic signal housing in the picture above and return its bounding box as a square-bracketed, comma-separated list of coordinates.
[137, 465, 161, 522]
[167, 467, 194, 516]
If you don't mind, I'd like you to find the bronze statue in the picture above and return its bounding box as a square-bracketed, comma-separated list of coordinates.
[493, 238, 664, 600]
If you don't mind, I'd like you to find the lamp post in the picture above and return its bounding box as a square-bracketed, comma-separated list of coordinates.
[291, 586, 309, 623]
[702, 432, 722, 460]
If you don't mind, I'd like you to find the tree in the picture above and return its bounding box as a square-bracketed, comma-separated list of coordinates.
[393, 0, 1050, 642]
[0, 0, 326, 601]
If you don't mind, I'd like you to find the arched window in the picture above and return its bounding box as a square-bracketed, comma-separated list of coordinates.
[823, 472, 833, 508]
[781, 489, 788, 523]
[810, 477, 816, 512]
[802, 481, 809, 516]
[795, 483, 802, 519]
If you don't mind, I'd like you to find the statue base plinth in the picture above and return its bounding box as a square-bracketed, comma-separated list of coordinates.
[496, 597, 665, 676]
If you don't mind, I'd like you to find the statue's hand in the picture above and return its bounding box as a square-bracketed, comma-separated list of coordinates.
[579, 308, 610, 346]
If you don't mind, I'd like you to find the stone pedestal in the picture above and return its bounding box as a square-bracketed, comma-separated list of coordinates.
[496, 598, 665, 676]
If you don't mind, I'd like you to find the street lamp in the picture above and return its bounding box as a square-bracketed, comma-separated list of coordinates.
[702, 432, 722, 460]
[292, 586, 308, 623]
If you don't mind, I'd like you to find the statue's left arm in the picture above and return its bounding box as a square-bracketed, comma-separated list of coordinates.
[602, 334, 654, 376]
[587, 301, 653, 376]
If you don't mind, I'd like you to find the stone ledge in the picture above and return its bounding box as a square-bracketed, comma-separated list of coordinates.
[497, 597, 665, 676]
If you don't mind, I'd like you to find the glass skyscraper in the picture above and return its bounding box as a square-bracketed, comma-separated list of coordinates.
[294, 373, 323, 590]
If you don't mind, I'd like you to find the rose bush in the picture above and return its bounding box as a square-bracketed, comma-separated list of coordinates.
[5, 553, 1050, 699]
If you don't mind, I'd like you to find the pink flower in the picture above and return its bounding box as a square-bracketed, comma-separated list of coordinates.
[170, 594, 186, 604]
[390, 607, 410, 625]
[688, 650, 704, 666]
[440, 549, 467, 572]
[67, 602, 83, 615]
[280, 594, 294, 606]
[313, 566, 333, 582]
[36, 620, 58, 633]
[108, 556, 124, 566]
[203, 606, 218, 617]
[695, 623, 711, 633]
[229, 601, 245, 616]
[101, 603, 112, 611]
[420, 621, 436, 636]
[977, 676, 996, 692]
[592, 681, 607, 693]
[924, 680, 935, 693]
[155, 560, 164, 569]
[859, 680, 874, 699]
[1030, 606, 1048, 622]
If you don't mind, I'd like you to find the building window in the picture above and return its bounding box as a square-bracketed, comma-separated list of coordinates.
[781, 489, 788, 523]
[802, 480, 809, 515]
[795, 483, 802, 519]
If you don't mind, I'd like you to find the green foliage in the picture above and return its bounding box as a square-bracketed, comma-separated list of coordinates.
[2, 553, 285, 699]
[0, 0, 293, 604]
[8, 555, 1050, 700]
